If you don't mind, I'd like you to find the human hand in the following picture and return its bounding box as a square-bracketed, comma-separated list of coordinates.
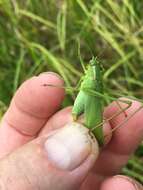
[0, 72, 142, 190]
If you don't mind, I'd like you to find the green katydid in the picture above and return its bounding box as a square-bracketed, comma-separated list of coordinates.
[42, 56, 143, 146]
[72, 57, 104, 145]
[71, 56, 136, 146]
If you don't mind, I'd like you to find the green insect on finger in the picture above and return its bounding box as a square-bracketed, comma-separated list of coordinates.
[72, 56, 104, 146]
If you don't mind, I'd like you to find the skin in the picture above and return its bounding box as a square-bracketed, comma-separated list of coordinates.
[0, 72, 142, 190]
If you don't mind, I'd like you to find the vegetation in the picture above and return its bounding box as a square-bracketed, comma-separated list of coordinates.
[0, 0, 143, 183]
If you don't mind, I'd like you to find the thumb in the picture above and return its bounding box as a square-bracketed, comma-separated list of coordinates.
[0, 122, 99, 190]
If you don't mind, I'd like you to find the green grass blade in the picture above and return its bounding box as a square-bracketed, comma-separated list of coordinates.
[13, 48, 25, 93]
[18, 9, 56, 29]
[57, 2, 67, 51]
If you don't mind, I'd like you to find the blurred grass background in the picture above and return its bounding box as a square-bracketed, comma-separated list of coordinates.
[0, 0, 143, 183]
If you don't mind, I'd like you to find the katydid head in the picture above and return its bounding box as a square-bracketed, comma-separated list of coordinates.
[89, 56, 99, 66]
[89, 56, 104, 72]
[85, 56, 103, 82]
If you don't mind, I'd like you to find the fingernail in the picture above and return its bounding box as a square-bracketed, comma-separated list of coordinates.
[45, 122, 99, 170]
[114, 175, 143, 190]
[39, 72, 63, 81]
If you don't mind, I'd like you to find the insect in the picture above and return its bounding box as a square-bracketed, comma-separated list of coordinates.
[43, 56, 143, 146]
[72, 57, 104, 145]
[71, 56, 136, 146]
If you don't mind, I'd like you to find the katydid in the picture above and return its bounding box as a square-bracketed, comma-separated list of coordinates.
[42, 57, 143, 146]
[72, 57, 104, 145]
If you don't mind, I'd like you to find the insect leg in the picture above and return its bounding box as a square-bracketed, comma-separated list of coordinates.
[90, 100, 131, 133]
[42, 83, 78, 92]
[104, 104, 143, 138]
[115, 99, 129, 118]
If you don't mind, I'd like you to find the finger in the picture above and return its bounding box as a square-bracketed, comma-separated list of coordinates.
[100, 175, 143, 190]
[40, 107, 112, 145]
[104, 99, 143, 154]
[0, 123, 99, 190]
[39, 107, 73, 134]
[81, 99, 143, 190]
[94, 99, 143, 176]
[0, 73, 65, 158]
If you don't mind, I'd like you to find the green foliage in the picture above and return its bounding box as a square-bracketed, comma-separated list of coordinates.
[0, 0, 143, 182]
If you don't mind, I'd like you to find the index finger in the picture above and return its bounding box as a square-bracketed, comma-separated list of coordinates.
[0, 73, 65, 158]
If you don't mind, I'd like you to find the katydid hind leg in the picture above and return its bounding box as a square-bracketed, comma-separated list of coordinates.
[105, 104, 143, 138]
[115, 100, 128, 118]
[90, 101, 132, 133]
[90, 103, 143, 143]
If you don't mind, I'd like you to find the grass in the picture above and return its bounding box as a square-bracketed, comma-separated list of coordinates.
[0, 0, 143, 183]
